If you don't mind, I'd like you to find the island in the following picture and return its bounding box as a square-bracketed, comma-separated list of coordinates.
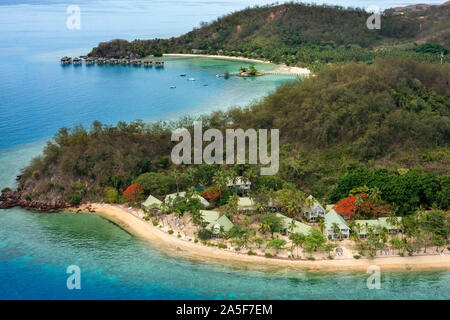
[1, 2, 449, 271]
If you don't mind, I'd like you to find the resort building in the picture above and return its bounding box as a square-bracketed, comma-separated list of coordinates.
[165, 192, 210, 207]
[200, 210, 233, 234]
[354, 217, 403, 238]
[302, 195, 326, 220]
[237, 197, 255, 213]
[200, 210, 220, 224]
[207, 215, 234, 234]
[378, 217, 403, 233]
[276, 213, 313, 236]
[354, 219, 380, 238]
[141, 195, 162, 211]
[324, 209, 350, 239]
[60, 56, 72, 64]
[226, 177, 251, 191]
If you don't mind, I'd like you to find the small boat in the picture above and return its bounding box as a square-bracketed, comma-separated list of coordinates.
[180, 73, 187, 77]
[169, 85, 176, 89]
[188, 78, 195, 81]
[216, 74, 223, 78]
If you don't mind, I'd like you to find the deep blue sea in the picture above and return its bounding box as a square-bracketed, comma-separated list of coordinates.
[0, 0, 449, 299]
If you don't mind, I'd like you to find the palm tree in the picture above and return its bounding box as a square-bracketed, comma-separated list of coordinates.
[170, 169, 182, 193]
[259, 222, 270, 238]
[218, 225, 226, 241]
[288, 219, 296, 234]
[318, 219, 325, 234]
[290, 233, 306, 258]
[369, 186, 382, 203]
[331, 222, 340, 240]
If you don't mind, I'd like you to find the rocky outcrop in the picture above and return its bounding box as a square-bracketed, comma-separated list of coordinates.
[0, 188, 69, 212]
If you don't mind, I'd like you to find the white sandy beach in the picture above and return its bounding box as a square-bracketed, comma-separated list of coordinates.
[72, 203, 450, 272]
[164, 53, 311, 76]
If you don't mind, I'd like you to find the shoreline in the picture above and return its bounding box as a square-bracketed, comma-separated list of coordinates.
[72, 203, 450, 273]
[164, 53, 311, 76]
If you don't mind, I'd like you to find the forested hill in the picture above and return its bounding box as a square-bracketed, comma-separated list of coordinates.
[11, 57, 449, 213]
[88, 2, 450, 69]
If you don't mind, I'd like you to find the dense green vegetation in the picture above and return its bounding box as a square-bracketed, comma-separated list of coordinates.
[16, 57, 449, 216]
[89, 2, 450, 70]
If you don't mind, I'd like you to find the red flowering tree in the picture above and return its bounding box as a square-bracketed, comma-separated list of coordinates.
[202, 186, 221, 206]
[123, 184, 144, 203]
[332, 193, 391, 219]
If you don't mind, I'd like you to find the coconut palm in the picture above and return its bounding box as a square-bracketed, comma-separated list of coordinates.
[318, 219, 325, 234]
[288, 219, 296, 234]
[331, 222, 340, 239]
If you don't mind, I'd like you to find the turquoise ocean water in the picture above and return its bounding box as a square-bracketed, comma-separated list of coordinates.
[0, 0, 449, 299]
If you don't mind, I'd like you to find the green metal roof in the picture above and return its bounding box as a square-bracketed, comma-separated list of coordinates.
[141, 195, 162, 209]
[200, 210, 220, 224]
[378, 217, 402, 230]
[238, 197, 255, 208]
[276, 213, 313, 235]
[165, 192, 209, 206]
[305, 195, 322, 210]
[354, 219, 380, 235]
[207, 215, 234, 233]
[324, 210, 348, 230]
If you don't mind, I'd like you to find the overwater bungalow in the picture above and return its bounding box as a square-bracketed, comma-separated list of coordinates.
[60, 56, 72, 64]
[109, 58, 119, 64]
[72, 57, 82, 64]
[86, 57, 95, 64]
[155, 61, 164, 68]
[132, 59, 142, 65]
[121, 58, 130, 65]
[97, 58, 106, 64]
[143, 60, 153, 67]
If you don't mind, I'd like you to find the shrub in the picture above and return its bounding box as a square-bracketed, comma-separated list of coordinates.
[353, 255, 361, 259]
[68, 194, 81, 206]
[177, 234, 181, 238]
[104, 187, 119, 203]
[152, 220, 158, 226]
[307, 256, 316, 261]
[247, 250, 257, 255]
[198, 228, 213, 240]
[134, 172, 176, 196]
[143, 216, 150, 221]
[264, 253, 273, 258]
[194, 239, 199, 243]
[168, 229, 174, 235]
[217, 243, 227, 249]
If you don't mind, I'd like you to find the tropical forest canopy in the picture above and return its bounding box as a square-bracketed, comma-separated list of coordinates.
[88, 2, 450, 70]
[15, 57, 449, 215]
